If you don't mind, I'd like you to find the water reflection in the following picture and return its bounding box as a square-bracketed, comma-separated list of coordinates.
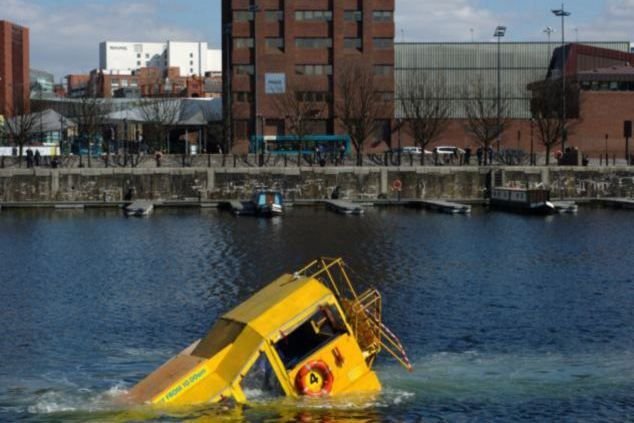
[0, 207, 632, 422]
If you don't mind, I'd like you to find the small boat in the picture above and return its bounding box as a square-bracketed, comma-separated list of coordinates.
[125, 201, 154, 217]
[125, 258, 411, 406]
[251, 190, 284, 217]
[489, 187, 556, 215]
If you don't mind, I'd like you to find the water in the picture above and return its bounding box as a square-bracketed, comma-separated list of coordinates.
[0, 207, 632, 422]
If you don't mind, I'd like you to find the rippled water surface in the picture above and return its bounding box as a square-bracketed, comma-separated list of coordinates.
[0, 207, 632, 422]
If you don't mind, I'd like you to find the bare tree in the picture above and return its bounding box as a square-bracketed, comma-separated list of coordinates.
[139, 98, 181, 153]
[462, 78, 510, 165]
[530, 79, 580, 164]
[399, 75, 450, 164]
[198, 100, 223, 154]
[71, 95, 109, 167]
[273, 84, 327, 162]
[336, 60, 383, 165]
[2, 95, 38, 167]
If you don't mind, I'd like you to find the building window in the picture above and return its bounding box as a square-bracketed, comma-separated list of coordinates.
[295, 38, 332, 49]
[373, 10, 393, 21]
[190, 68, 194, 74]
[266, 10, 284, 21]
[295, 64, 333, 76]
[145, 53, 150, 59]
[374, 65, 393, 76]
[190, 52, 194, 58]
[295, 10, 332, 21]
[234, 38, 254, 48]
[137, 61, 141, 66]
[235, 65, 254, 75]
[190, 60, 194, 65]
[233, 10, 254, 21]
[344, 38, 362, 50]
[265, 38, 284, 52]
[296, 92, 331, 102]
[234, 92, 253, 102]
[344, 11, 363, 21]
[373, 38, 393, 49]
[137, 53, 141, 58]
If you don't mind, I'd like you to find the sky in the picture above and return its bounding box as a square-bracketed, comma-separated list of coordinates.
[2, 0, 633, 81]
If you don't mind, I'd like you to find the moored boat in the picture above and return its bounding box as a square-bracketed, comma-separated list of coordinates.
[252, 190, 284, 217]
[125, 258, 411, 406]
[125, 201, 154, 217]
[489, 187, 556, 215]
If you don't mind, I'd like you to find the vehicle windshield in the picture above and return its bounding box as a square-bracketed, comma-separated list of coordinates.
[274, 305, 347, 369]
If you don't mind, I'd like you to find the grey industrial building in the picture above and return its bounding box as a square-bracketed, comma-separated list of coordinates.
[394, 41, 631, 118]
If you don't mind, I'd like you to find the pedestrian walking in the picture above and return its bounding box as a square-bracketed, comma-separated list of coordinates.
[26, 148, 34, 168]
[476, 147, 483, 166]
[338, 143, 346, 165]
[34, 150, 41, 167]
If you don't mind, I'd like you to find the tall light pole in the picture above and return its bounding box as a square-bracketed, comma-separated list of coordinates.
[552, 3, 571, 152]
[494, 26, 506, 160]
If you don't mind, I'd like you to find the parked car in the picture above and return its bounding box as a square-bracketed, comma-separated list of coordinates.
[433, 146, 465, 155]
[396, 146, 433, 155]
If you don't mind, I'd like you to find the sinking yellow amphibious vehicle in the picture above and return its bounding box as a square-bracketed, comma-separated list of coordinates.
[126, 258, 411, 406]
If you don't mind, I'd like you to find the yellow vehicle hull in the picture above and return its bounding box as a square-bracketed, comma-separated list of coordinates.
[125, 258, 409, 407]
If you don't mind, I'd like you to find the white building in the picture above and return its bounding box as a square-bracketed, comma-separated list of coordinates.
[99, 41, 221, 77]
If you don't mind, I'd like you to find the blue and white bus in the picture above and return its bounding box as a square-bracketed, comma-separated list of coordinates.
[250, 134, 351, 156]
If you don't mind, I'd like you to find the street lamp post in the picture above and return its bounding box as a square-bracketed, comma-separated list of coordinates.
[530, 118, 535, 165]
[494, 26, 506, 164]
[397, 118, 402, 166]
[552, 3, 571, 152]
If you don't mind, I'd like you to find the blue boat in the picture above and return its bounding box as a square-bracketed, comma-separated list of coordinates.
[252, 190, 284, 217]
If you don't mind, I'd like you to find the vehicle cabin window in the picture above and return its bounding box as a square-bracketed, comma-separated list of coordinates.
[274, 305, 347, 369]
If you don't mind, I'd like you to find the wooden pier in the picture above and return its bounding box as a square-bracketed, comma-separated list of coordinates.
[551, 201, 579, 213]
[324, 200, 365, 215]
[220, 200, 256, 216]
[125, 200, 154, 217]
[601, 197, 634, 209]
[410, 200, 472, 215]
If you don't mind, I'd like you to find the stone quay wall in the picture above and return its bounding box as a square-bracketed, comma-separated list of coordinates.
[1, 166, 633, 203]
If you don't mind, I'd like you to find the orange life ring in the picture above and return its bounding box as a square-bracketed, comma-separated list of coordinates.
[392, 179, 403, 191]
[295, 360, 334, 397]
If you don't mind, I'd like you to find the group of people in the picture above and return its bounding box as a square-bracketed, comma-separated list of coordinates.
[314, 143, 347, 166]
[475, 147, 495, 166]
[24, 148, 42, 168]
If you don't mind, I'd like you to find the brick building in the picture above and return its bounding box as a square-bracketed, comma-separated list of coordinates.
[222, 0, 395, 151]
[534, 44, 634, 158]
[0, 20, 30, 118]
[394, 42, 634, 161]
[65, 67, 221, 99]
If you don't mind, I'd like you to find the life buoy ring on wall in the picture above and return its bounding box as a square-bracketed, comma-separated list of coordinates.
[295, 360, 334, 397]
[392, 178, 403, 191]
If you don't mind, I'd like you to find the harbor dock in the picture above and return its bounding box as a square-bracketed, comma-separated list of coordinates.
[324, 200, 365, 215]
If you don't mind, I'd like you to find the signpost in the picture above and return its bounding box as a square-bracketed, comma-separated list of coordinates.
[625, 120, 632, 165]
